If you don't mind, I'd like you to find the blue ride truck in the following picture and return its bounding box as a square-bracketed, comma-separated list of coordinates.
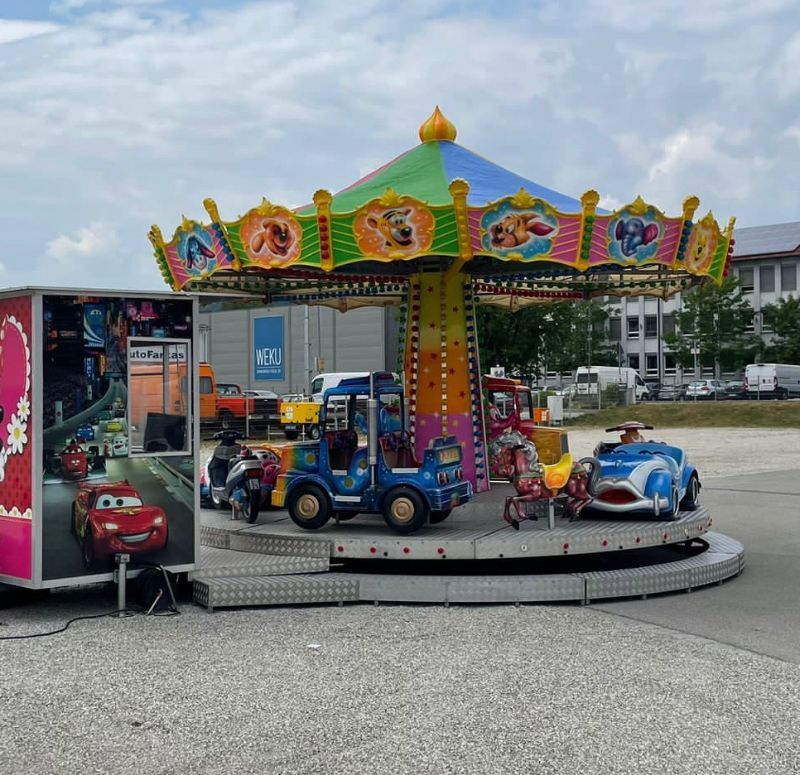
[271, 372, 472, 535]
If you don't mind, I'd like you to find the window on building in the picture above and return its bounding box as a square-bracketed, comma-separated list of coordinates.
[744, 312, 755, 333]
[781, 263, 797, 291]
[627, 317, 640, 339]
[664, 354, 677, 375]
[644, 315, 658, 338]
[609, 317, 621, 340]
[760, 265, 775, 293]
[739, 267, 754, 292]
[662, 314, 675, 336]
[628, 354, 640, 370]
[645, 354, 658, 375]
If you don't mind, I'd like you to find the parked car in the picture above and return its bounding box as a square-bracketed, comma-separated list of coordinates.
[644, 381, 662, 401]
[724, 380, 747, 400]
[657, 383, 688, 401]
[553, 384, 577, 397]
[72, 480, 168, 569]
[243, 389, 280, 400]
[685, 379, 726, 400]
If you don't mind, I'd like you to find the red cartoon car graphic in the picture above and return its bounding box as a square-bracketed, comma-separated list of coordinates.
[61, 442, 89, 480]
[71, 481, 168, 569]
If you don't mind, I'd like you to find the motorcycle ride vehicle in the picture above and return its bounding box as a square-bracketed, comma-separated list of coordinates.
[206, 430, 265, 523]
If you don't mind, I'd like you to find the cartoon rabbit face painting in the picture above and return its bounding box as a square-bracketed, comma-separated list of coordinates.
[0, 313, 31, 485]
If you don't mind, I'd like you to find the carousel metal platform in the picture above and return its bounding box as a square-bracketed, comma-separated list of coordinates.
[190, 485, 744, 610]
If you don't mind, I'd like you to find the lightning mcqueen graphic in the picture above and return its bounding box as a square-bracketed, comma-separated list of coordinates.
[72, 481, 168, 569]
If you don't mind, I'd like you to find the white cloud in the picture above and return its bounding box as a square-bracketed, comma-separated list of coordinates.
[785, 126, 800, 146]
[46, 222, 118, 263]
[770, 31, 800, 98]
[598, 194, 624, 212]
[588, 0, 794, 30]
[0, 20, 61, 45]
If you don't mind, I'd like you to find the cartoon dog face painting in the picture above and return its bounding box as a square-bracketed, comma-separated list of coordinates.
[240, 209, 303, 267]
[480, 198, 559, 259]
[250, 219, 294, 257]
[489, 213, 555, 249]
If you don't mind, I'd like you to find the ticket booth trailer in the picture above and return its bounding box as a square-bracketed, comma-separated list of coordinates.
[0, 287, 199, 589]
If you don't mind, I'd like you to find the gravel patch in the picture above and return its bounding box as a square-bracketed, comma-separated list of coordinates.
[566, 427, 800, 478]
[1, 590, 799, 775]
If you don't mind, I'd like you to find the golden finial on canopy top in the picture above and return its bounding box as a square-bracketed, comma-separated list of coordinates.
[419, 106, 457, 143]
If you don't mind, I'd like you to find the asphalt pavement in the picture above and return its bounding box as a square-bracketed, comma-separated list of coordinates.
[0, 470, 798, 774]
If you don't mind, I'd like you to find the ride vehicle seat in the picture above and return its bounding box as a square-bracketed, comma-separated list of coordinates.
[619, 442, 685, 476]
[327, 430, 358, 471]
[380, 431, 419, 469]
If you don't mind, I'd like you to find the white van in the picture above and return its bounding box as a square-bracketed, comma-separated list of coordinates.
[310, 372, 369, 403]
[745, 363, 800, 399]
[574, 366, 650, 401]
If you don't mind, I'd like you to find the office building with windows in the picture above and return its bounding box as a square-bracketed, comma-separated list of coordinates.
[609, 221, 800, 383]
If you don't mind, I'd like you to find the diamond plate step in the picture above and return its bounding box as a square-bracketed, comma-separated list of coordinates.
[200, 524, 235, 550]
[191, 546, 329, 580]
[228, 531, 332, 558]
[194, 573, 359, 611]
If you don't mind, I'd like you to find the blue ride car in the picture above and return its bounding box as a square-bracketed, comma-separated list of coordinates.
[583, 423, 701, 520]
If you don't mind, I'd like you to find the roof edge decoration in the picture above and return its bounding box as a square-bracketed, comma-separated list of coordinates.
[149, 108, 736, 303]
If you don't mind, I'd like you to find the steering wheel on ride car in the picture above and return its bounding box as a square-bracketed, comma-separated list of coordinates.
[332, 430, 357, 451]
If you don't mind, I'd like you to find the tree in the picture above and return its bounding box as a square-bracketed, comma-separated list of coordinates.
[763, 295, 800, 363]
[477, 299, 619, 380]
[663, 275, 759, 376]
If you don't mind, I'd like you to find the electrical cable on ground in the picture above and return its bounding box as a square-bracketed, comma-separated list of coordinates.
[0, 601, 180, 641]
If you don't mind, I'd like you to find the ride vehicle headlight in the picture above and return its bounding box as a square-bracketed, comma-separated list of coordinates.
[153, 516, 164, 525]
[102, 522, 119, 530]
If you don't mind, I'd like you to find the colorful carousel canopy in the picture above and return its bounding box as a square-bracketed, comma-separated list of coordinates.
[149, 107, 735, 309]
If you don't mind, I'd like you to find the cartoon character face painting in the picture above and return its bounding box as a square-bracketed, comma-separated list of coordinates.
[354, 197, 435, 258]
[0, 312, 31, 491]
[368, 208, 415, 249]
[488, 213, 555, 249]
[684, 218, 719, 274]
[177, 226, 216, 275]
[480, 196, 559, 259]
[185, 235, 214, 271]
[614, 218, 660, 257]
[240, 207, 303, 268]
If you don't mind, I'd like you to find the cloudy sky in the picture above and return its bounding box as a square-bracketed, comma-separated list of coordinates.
[1, 0, 799, 290]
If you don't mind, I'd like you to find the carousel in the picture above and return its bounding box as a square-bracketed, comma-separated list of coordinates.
[149, 109, 744, 609]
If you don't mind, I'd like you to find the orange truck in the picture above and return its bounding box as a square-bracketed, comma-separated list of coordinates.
[199, 362, 278, 423]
